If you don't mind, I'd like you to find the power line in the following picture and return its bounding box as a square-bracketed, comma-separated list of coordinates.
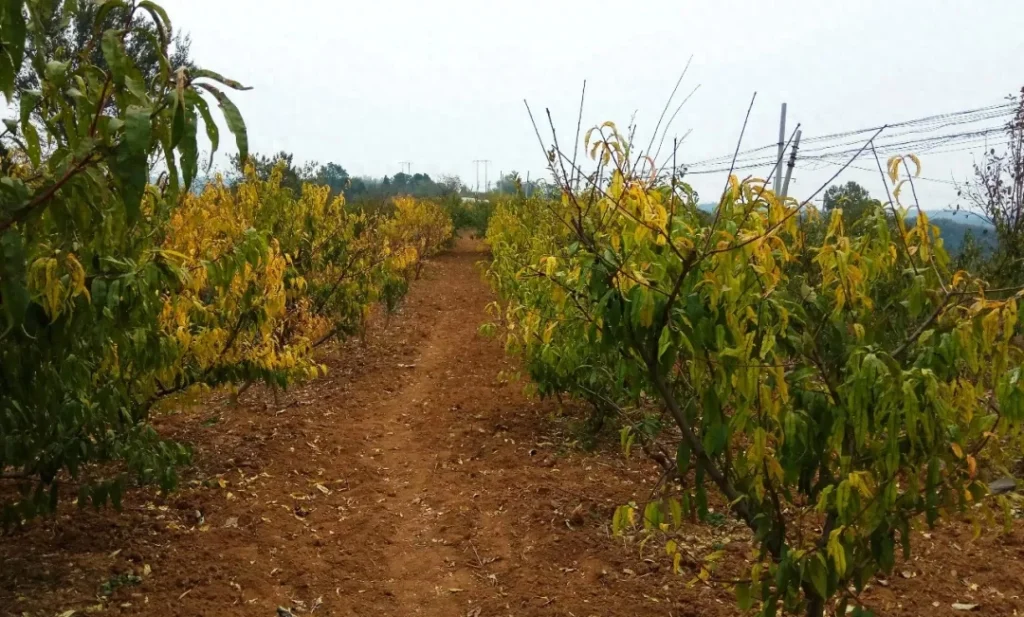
[682, 127, 1010, 177]
[682, 102, 1014, 170]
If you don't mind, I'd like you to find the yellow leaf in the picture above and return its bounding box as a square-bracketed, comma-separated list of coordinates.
[908, 153, 922, 177]
[893, 179, 908, 205]
[951, 442, 964, 459]
[887, 156, 901, 184]
[827, 527, 847, 575]
[544, 256, 557, 277]
[852, 323, 865, 341]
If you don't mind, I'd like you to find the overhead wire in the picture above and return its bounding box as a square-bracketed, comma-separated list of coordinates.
[679, 102, 1014, 173]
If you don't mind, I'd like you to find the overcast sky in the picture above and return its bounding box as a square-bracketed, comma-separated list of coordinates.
[163, 0, 1023, 210]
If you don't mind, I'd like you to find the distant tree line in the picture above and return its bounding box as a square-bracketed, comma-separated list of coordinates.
[222, 151, 465, 203]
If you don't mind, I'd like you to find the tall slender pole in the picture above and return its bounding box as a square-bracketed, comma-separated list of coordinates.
[773, 103, 788, 196]
[781, 129, 802, 200]
[472, 160, 491, 193]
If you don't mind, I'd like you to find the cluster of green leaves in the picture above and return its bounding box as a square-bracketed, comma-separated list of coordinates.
[440, 193, 493, 237]
[0, 0, 453, 528]
[486, 121, 1024, 616]
[0, 0, 252, 525]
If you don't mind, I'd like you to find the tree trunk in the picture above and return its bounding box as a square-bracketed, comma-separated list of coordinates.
[805, 594, 825, 617]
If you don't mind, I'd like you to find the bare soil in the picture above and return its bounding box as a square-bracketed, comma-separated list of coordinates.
[2, 237, 1023, 617]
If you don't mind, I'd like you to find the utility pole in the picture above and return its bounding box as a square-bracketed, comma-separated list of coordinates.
[781, 129, 802, 200]
[398, 161, 412, 175]
[773, 103, 787, 196]
[473, 159, 491, 192]
[498, 170, 503, 194]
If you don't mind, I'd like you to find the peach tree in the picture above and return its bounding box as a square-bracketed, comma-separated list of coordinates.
[487, 122, 1024, 616]
[0, 0, 251, 523]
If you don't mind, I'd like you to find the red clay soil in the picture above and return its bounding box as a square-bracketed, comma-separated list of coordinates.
[2, 237, 1023, 617]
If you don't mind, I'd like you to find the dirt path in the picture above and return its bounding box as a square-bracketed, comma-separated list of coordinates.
[3, 237, 1024, 617]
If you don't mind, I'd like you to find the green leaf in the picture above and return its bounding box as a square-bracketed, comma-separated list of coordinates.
[190, 68, 252, 91]
[195, 83, 248, 164]
[101, 29, 131, 86]
[161, 139, 180, 196]
[122, 106, 152, 156]
[112, 152, 147, 223]
[676, 439, 691, 477]
[18, 89, 38, 124]
[92, 0, 126, 35]
[22, 121, 40, 166]
[0, 50, 13, 103]
[108, 105, 153, 221]
[642, 501, 662, 530]
[170, 87, 185, 148]
[807, 553, 828, 599]
[0, 231, 29, 328]
[180, 106, 198, 190]
[189, 92, 218, 172]
[658, 326, 671, 357]
[125, 73, 149, 103]
[0, 0, 26, 100]
[44, 60, 69, 84]
[735, 582, 753, 611]
[137, 0, 171, 47]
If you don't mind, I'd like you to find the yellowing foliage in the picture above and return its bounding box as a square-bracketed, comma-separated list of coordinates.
[155, 164, 455, 395]
[486, 120, 1024, 617]
[386, 196, 455, 280]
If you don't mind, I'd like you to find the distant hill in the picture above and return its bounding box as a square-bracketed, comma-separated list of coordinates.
[923, 209, 992, 228]
[928, 218, 996, 254]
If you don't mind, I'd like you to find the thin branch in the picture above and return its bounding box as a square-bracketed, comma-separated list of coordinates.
[645, 58, 693, 163]
[870, 141, 920, 277]
[0, 152, 102, 233]
[570, 80, 586, 191]
[891, 291, 952, 359]
[703, 92, 758, 255]
[654, 82, 700, 164]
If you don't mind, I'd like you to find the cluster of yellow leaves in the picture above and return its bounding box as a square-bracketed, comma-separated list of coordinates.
[154, 164, 453, 393]
[160, 173, 296, 383]
[386, 196, 454, 278]
[488, 123, 1024, 614]
[26, 251, 89, 318]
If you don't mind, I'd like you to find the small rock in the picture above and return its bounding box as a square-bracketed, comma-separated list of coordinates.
[989, 477, 1017, 495]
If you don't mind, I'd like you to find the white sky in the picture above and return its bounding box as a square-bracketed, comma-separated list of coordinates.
[163, 0, 1023, 208]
